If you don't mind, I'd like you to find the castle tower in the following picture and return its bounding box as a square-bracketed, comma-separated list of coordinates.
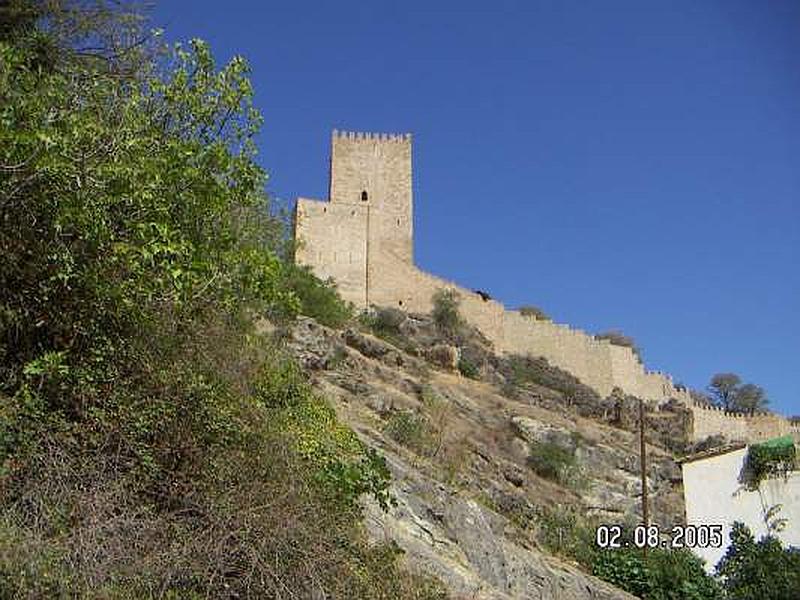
[330, 131, 413, 264]
[294, 131, 414, 307]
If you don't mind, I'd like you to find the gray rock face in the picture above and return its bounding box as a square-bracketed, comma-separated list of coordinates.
[511, 415, 683, 528]
[364, 452, 637, 600]
[285, 316, 682, 599]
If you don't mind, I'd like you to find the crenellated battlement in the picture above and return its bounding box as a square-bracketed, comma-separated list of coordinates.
[690, 401, 774, 418]
[332, 129, 411, 142]
[688, 401, 795, 442]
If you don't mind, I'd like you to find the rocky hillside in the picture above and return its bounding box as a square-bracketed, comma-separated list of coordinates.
[281, 312, 689, 599]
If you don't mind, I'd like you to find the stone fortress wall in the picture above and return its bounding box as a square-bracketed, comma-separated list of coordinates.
[688, 402, 800, 443]
[295, 131, 796, 442]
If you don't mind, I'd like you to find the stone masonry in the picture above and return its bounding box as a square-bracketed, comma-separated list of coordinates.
[294, 130, 796, 445]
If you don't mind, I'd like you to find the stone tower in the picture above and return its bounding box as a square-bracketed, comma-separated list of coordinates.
[294, 130, 696, 407]
[295, 131, 413, 307]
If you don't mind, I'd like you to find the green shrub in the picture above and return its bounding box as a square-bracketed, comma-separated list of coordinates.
[253, 352, 311, 408]
[505, 354, 601, 407]
[325, 345, 349, 370]
[283, 264, 353, 328]
[593, 548, 651, 597]
[717, 522, 800, 600]
[646, 549, 723, 600]
[384, 411, 434, 454]
[372, 306, 406, 336]
[743, 437, 796, 490]
[431, 289, 464, 337]
[595, 330, 643, 362]
[0, 6, 441, 597]
[593, 547, 721, 600]
[534, 506, 598, 567]
[360, 306, 414, 351]
[527, 440, 578, 484]
[458, 356, 479, 379]
[518, 305, 551, 321]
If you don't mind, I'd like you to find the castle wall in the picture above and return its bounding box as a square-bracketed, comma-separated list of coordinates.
[295, 131, 795, 436]
[362, 254, 691, 403]
[746, 413, 793, 441]
[689, 404, 750, 442]
[294, 198, 368, 307]
[365, 261, 507, 342]
[501, 311, 616, 396]
[688, 402, 797, 443]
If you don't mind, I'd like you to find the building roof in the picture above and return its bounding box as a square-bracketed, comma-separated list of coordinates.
[678, 435, 797, 465]
[677, 442, 747, 465]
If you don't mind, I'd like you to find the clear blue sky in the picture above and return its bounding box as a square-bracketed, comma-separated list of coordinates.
[151, 1, 799, 417]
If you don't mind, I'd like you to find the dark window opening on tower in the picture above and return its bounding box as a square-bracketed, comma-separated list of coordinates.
[361, 190, 368, 202]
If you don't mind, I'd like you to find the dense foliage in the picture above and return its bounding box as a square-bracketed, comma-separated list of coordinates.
[716, 522, 800, 600]
[457, 355, 480, 378]
[0, 3, 442, 597]
[593, 547, 722, 600]
[588, 523, 800, 600]
[282, 263, 354, 328]
[743, 438, 796, 490]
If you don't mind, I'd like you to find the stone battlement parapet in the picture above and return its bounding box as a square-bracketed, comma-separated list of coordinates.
[689, 401, 795, 442]
[690, 401, 773, 418]
[332, 129, 411, 142]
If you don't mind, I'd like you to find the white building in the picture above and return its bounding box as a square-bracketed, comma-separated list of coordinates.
[680, 440, 800, 572]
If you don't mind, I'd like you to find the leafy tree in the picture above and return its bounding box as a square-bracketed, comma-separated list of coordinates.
[690, 388, 714, 406]
[716, 522, 800, 600]
[707, 374, 768, 413]
[0, 4, 445, 597]
[646, 549, 723, 600]
[708, 373, 742, 410]
[733, 383, 768, 413]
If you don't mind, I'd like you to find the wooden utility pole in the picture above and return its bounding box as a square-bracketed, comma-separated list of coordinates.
[639, 397, 649, 557]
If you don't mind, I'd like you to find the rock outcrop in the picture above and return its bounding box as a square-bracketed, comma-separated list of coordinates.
[285, 316, 685, 599]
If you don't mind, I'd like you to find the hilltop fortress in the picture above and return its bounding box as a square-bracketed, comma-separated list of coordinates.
[294, 131, 797, 443]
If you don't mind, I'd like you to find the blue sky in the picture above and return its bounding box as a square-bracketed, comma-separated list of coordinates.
[151, 1, 799, 416]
